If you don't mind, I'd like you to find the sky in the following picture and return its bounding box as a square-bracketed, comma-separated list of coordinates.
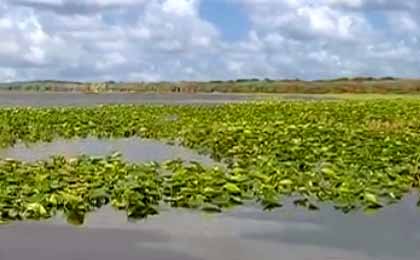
[0, 0, 419, 82]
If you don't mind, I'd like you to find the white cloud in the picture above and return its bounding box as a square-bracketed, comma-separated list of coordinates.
[0, 0, 223, 81]
[328, 0, 364, 8]
[128, 72, 161, 82]
[11, 0, 147, 8]
[0, 41, 19, 56]
[328, 0, 419, 10]
[387, 11, 419, 33]
[17, 0, 63, 5]
[162, 0, 198, 16]
[0, 17, 13, 29]
[229, 0, 420, 79]
[96, 52, 127, 71]
[0, 0, 419, 82]
[0, 68, 17, 82]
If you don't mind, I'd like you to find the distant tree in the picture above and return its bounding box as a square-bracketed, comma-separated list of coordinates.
[380, 77, 396, 81]
[337, 77, 349, 81]
[353, 76, 375, 81]
[236, 78, 260, 83]
[328, 77, 349, 82]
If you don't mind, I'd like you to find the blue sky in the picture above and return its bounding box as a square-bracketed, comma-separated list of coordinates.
[0, 0, 419, 82]
[200, 0, 250, 41]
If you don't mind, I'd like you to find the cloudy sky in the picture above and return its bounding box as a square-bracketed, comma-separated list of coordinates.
[0, 0, 419, 82]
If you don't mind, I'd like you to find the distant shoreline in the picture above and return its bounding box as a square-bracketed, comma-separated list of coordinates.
[1, 77, 420, 94]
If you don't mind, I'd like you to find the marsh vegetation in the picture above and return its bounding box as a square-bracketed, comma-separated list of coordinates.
[1, 100, 420, 224]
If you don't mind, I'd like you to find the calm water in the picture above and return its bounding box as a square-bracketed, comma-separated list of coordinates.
[1, 195, 419, 260]
[0, 137, 418, 260]
[0, 137, 215, 165]
[0, 92, 266, 107]
[0, 92, 338, 107]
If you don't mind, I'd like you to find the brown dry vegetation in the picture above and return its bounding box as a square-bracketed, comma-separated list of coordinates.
[366, 120, 407, 133]
[1, 78, 420, 94]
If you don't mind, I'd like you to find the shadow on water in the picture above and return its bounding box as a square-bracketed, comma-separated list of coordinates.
[0, 138, 419, 260]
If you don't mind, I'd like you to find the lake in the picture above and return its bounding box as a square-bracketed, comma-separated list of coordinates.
[0, 137, 419, 260]
[1, 195, 419, 260]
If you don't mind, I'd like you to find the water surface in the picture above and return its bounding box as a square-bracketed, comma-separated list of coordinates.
[0, 137, 418, 260]
[0, 92, 265, 107]
[0, 92, 341, 107]
[0, 137, 215, 165]
[1, 194, 419, 260]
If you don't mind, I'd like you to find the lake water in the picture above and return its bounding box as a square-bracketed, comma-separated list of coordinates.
[0, 92, 339, 107]
[0, 137, 419, 260]
[1, 195, 419, 260]
[0, 137, 215, 165]
[0, 92, 266, 107]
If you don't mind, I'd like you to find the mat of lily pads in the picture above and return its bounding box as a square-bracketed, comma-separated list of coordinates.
[1, 100, 420, 224]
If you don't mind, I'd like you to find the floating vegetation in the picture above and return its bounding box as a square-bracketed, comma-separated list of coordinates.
[1, 100, 420, 224]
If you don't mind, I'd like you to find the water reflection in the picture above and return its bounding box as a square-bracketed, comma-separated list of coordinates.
[0, 137, 418, 260]
[0, 92, 341, 108]
[0, 220, 200, 260]
[0, 92, 264, 107]
[233, 194, 420, 259]
[4, 193, 416, 260]
[0, 137, 216, 165]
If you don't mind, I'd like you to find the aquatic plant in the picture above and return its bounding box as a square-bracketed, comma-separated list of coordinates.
[1, 99, 420, 224]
